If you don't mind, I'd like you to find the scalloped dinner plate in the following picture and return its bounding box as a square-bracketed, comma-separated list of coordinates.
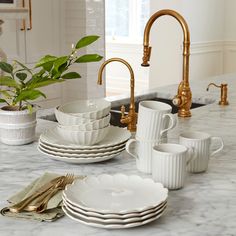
[63, 174, 168, 214]
[39, 126, 131, 149]
[63, 195, 167, 220]
[62, 205, 167, 229]
[38, 146, 124, 164]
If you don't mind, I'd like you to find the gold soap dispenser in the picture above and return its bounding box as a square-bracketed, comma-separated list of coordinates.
[206, 83, 229, 105]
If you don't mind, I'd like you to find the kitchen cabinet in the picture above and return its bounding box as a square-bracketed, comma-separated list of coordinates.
[0, 0, 61, 64]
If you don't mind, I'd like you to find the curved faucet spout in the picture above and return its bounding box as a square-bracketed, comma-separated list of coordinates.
[142, 9, 192, 117]
[97, 58, 137, 132]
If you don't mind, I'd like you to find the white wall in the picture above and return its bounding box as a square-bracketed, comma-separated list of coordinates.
[60, 0, 105, 103]
[223, 0, 236, 73]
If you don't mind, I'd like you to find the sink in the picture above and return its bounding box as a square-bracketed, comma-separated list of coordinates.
[110, 97, 205, 127]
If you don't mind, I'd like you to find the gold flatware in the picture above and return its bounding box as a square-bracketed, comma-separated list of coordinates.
[9, 176, 65, 213]
[34, 173, 74, 213]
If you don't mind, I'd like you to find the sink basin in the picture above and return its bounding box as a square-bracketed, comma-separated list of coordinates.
[110, 97, 205, 127]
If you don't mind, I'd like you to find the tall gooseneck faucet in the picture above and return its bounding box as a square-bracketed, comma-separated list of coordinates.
[142, 9, 192, 117]
[97, 58, 137, 132]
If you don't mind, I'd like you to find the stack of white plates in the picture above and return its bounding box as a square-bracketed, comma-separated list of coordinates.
[63, 174, 168, 229]
[38, 126, 131, 164]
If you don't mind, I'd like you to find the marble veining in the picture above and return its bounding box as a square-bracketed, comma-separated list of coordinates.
[1, 73, 236, 235]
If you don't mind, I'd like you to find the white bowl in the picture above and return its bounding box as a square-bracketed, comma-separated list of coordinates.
[58, 99, 111, 120]
[58, 114, 111, 131]
[57, 125, 110, 146]
[55, 107, 95, 125]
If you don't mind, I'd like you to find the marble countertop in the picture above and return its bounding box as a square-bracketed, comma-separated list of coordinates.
[1, 73, 236, 236]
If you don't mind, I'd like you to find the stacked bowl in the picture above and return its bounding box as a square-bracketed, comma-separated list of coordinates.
[55, 98, 111, 146]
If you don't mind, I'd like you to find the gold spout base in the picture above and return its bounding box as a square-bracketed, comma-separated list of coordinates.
[178, 109, 191, 118]
[219, 101, 229, 106]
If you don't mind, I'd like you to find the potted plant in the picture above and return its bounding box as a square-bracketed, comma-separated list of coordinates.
[0, 35, 103, 145]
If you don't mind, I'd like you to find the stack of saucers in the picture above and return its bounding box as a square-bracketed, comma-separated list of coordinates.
[38, 99, 131, 164]
[62, 174, 168, 229]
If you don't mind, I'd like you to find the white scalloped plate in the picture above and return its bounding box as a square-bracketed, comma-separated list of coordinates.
[63, 174, 168, 214]
[40, 126, 131, 149]
[62, 205, 166, 229]
[38, 146, 124, 164]
[64, 201, 166, 224]
[39, 139, 127, 154]
[38, 143, 125, 158]
[63, 195, 167, 220]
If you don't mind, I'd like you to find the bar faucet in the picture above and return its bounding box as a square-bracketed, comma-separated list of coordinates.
[141, 9, 192, 117]
[97, 58, 137, 132]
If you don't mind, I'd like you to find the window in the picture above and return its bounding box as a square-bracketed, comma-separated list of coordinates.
[105, 0, 150, 42]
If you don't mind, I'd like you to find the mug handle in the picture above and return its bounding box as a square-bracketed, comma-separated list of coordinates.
[210, 137, 224, 157]
[186, 147, 197, 165]
[125, 139, 139, 160]
[160, 114, 177, 136]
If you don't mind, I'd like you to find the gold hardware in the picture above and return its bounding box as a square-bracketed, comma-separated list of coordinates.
[141, 9, 192, 118]
[206, 83, 229, 106]
[9, 176, 65, 213]
[27, 0, 32, 30]
[97, 58, 137, 132]
[20, 0, 26, 31]
[34, 174, 74, 213]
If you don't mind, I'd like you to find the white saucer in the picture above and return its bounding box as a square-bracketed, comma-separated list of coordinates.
[40, 126, 131, 149]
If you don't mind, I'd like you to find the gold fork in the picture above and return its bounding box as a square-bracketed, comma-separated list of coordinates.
[33, 173, 74, 213]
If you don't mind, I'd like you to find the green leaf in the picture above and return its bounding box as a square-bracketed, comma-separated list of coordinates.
[16, 72, 27, 81]
[15, 89, 46, 103]
[35, 55, 57, 68]
[29, 79, 64, 89]
[14, 60, 32, 74]
[53, 56, 68, 72]
[75, 54, 103, 63]
[0, 98, 7, 103]
[0, 76, 20, 88]
[61, 72, 81, 79]
[0, 62, 13, 73]
[75, 35, 99, 49]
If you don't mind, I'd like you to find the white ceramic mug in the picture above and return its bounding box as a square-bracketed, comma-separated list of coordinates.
[179, 131, 224, 173]
[126, 138, 160, 174]
[152, 143, 196, 190]
[136, 101, 177, 141]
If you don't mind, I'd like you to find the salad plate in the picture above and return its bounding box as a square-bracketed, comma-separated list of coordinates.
[63, 174, 168, 214]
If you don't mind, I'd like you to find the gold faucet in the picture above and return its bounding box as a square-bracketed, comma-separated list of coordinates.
[206, 83, 229, 106]
[97, 58, 137, 132]
[141, 9, 192, 118]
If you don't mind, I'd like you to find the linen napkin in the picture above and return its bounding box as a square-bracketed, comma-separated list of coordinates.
[1, 172, 85, 222]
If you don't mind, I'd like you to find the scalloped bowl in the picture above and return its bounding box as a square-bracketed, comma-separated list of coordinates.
[57, 125, 110, 146]
[58, 98, 111, 119]
[58, 113, 111, 131]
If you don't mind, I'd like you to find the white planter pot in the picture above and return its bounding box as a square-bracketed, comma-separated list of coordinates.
[0, 106, 37, 145]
